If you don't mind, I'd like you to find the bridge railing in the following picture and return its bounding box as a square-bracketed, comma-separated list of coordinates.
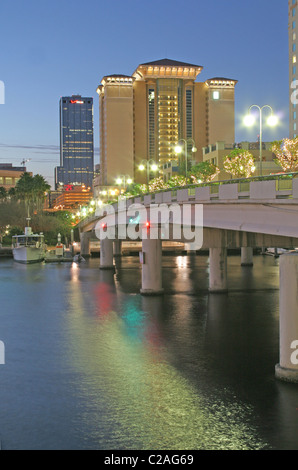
[78, 172, 298, 229]
[123, 172, 298, 204]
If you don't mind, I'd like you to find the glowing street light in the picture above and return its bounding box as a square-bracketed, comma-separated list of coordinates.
[244, 104, 279, 176]
[174, 138, 197, 177]
[267, 114, 279, 127]
[243, 114, 256, 127]
[116, 175, 133, 193]
[138, 159, 159, 189]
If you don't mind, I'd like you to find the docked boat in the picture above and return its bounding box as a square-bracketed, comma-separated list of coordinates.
[12, 221, 46, 264]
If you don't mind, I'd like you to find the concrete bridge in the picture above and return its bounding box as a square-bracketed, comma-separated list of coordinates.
[78, 175, 298, 383]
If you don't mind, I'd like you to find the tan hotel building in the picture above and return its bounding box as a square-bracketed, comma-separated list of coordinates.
[97, 58, 237, 186]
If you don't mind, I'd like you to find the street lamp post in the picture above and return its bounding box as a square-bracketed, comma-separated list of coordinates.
[116, 175, 133, 194]
[244, 105, 278, 177]
[174, 138, 197, 177]
[138, 159, 158, 190]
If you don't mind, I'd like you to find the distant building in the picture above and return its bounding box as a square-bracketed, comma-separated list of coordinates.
[162, 161, 179, 182]
[96, 58, 237, 188]
[92, 164, 100, 191]
[203, 141, 281, 180]
[289, 1, 298, 138]
[0, 164, 32, 189]
[47, 184, 93, 211]
[55, 95, 94, 189]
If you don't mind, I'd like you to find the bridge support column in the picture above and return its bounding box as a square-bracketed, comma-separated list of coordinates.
[140, 239, 164, 296]
[209, 247, 228, 293]
[113, 240, 122, 257]
[80, 232, 91, 257]
[276, 253, 298, 383]
[241, 247, 253, 266]
[100, 238, 114, 270]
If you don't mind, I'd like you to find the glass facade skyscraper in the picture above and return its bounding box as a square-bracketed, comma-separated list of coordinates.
[55, 95, 94, 189]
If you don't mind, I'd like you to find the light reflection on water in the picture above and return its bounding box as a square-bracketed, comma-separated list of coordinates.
[0, 254, 297, 449]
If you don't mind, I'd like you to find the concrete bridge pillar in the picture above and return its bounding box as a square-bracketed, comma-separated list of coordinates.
[100, 238, 114, 270]
[241, 247, 253, 266]
[140, 239, 164, 296]
[276, 253, 298, 383]
[209, 247, 228, 293]
[80, 232, 91, 257]
[113, 240, 122, 257]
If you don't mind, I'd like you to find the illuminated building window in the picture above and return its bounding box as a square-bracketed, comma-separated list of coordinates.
[186, 89, 193, 144]
[293, 55, 297, 63]
[213, 91, 220, 100]
[148, 88, 155, 158]
[157, 79, 182, 162]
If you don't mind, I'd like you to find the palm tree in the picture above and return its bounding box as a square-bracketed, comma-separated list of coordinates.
[0, 187, 7, 200]
[15, 173, 50, 213]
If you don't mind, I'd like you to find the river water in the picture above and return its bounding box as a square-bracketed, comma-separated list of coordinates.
[0, 253, 297, 450]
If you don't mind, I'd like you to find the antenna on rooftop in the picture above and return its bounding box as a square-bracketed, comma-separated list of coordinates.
[21, 158, 31, 170]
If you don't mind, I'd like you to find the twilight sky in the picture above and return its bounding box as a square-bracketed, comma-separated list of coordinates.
[0, 0, 289, 188]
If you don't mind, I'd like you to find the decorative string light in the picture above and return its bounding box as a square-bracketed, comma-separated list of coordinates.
[272, 138, 298, 172]
[223, 150, 256, 178]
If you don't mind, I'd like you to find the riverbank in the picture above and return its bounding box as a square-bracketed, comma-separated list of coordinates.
[0, 247, 12, 258]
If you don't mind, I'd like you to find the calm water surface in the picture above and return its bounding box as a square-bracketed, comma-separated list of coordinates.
[0, 253, 297, 450]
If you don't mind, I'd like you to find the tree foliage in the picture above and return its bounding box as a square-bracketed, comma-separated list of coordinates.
[223, 149, 256, 178]
[0, 187, 7, 199]
[0, 199, 74, 246]
[166, 175, 188, 188]
[188, 162, 220, 183]
[125, 163, 219, 197]
[271, 138, 298, 172]
[0, 173, 73, 246]
[15, 172, 51, 212]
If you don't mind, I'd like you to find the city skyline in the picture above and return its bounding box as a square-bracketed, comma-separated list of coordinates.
[0, 0, 289, 188]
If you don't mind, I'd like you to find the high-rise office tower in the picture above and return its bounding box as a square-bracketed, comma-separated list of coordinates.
[289, 1, 298, 138]
[97, 59, 237, 186]
[55, 95, 94, 189]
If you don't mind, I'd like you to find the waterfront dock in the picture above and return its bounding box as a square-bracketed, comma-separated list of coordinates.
[0, 247, 12, 258]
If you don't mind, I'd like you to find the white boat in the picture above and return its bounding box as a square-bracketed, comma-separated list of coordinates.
[12, 221, 46, 264]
